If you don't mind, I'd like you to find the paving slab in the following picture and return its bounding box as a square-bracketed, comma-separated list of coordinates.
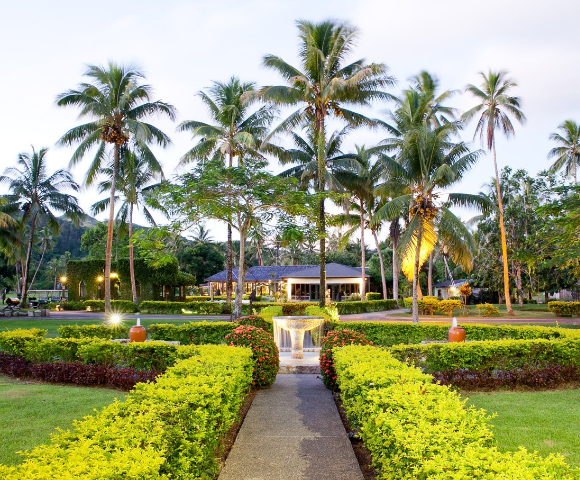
[219, 374, 363, 480]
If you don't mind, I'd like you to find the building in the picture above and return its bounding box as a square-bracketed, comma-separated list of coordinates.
[432, 279, 480, 299]
[205, 263, 370, 301]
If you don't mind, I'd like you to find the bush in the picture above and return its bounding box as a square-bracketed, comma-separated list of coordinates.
[235, 315, 273, 333]
[147, 322, 235, 344]
[476, 303, 501, 316]
[404, 296, 439, 314]
[83, 300, 137, 313]
[333, 345, 574, 479]
[335, 299, 398, 314]
[548, 301, 580, 317]
[319, 329, 372, 390]
[78, 341, 180, 371]
[365, 292, 382, 301]
[225, 325, 279, 387]
[62, 300, 85, 311]
[258, 305, 283, 324]
[282, 303, 307, 316]
[139, 300, 224, 315]
[58, 324, 129, 339]
[0, 329, 47, 356]
[0, 345, 254, 479]
[437, 299, 463, 316]
[327, 321, 580, 347]
[349, 293, 361, 301]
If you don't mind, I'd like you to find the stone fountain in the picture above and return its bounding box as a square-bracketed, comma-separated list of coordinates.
[272, 316, 325, 359]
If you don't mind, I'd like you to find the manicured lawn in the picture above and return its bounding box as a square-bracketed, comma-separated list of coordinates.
[0, 375, 124, 465]
[466, 389, 580, 466]
[0, 317, 223, 337]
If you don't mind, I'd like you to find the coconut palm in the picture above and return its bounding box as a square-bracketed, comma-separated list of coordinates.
[178, 76, 275, 305]
[92, 147, 166, 305]
[191, 225, 214, 245]
[56, 62, 176, 313]
[547, 120, 580, 185]
[261, 19, 394, 306]
[28, 227, 57, 289]
[463, 70, 526, 316]
[0, 147, 82, 304]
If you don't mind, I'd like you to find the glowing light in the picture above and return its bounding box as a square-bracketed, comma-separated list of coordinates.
[86, 306, 92, 312]
[97, 276, 104, 283]
[60, 276, 67, 283]
[110, 273, 119, 280]
[181, 309, 193, 315]
[109, 314, 122, 325]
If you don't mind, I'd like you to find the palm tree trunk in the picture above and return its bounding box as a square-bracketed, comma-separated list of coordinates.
[128, 203, 138, 306]
[390, 220, 400, 301]
[359, 199, 366, 299]
[233, 221, 249, 319]
[104, 144, 119, 314]
[29, 244, 47, 290]
[412, 221, 424, 323]
[492, 142, 514, 315]
[21, 214, 37, 305]
[226, 151, 233, 306]
[15, 261, 22, 296]
[428, 252, 434, 296]
[515, 264, 524, 307]
[316, 116, 327, 307]
[372, 229, 387, 299]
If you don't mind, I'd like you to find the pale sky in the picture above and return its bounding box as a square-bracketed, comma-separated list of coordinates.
[1, 0, 579, 243]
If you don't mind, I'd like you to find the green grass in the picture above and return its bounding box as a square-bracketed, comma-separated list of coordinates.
[0, 317, 224, 337]
[466, 389, 580, 466]
[0, 375, 124, 465]
[387, 304, 559, 320]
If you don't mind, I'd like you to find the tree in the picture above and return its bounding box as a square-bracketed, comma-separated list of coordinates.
[92, 147, 165, 305]
[178, 243, 224, 284]
[28, 227, 57, 289]
[57, 62, 176, 313]
[547, 120, 580, 185]
[463, 70, 526, 315]
[0, 147, 82, 304]
[177, 77, 275, 305]
[261, 19, 394, 306]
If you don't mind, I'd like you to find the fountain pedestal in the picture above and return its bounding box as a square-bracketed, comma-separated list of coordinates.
[273, 316, 324, 359]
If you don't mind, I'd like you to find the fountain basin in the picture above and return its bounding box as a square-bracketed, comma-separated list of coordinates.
[273, 316, 324, 359]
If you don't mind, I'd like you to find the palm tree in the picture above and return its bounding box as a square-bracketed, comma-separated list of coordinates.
[0, 147, 82, 304]
[28, 227, 57, 289]
[178, 76, 275, 305]
[191, 225, 214, 245]
[56, 62, 176, 313]
[547, 120, 580, 185]
[92, 147, 166, 305]
[463, 71, 526, 316]
[261, 19, 394, 306]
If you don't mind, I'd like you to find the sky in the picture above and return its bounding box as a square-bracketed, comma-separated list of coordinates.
[1, 0, 579, 243]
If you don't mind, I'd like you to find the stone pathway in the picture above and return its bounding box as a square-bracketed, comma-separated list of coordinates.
[219, 374, 363, 480]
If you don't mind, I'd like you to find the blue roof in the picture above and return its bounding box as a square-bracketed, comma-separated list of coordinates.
[205, 263, 368, 282]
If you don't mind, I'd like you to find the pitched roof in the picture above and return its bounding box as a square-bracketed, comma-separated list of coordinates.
[433, 279, 470, 288]
[205, 263, 369, 282]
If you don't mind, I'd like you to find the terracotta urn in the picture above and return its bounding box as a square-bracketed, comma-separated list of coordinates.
[448, 317, 466, 343]
[129, 318, 147, 342]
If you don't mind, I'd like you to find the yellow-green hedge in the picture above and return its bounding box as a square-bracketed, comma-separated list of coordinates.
[333, 345, 577, 479]
[0, 345, 253, 479]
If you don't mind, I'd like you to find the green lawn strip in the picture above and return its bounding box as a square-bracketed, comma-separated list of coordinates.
[0, 317, 224, 337]
[0, 375, 125, 465]
[466, 389, 580, 467]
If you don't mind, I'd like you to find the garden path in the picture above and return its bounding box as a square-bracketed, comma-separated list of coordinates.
[219, 374, 363, 480]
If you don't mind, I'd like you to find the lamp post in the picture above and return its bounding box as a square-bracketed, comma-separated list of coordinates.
[60, 276, 67, 305]
[110, 272, 119, 299]
[97, 275, 104, 300]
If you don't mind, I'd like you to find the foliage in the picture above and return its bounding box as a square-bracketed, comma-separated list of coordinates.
[305, 305, 339, 323]
[147, 322, 235, 345]
[319, 330, 372, 390]
[437, 299, 462, 316]
[335, 299, 398, 314]
[178, 243, 224, 284]
[404, 296, 439, 314]
[57, 324, 129, 340]
[333, 345, 575, 479]
[0, 329, 47, 357]
[0, 345, 253, 479]
[139, 300, 223, 315]
[80, 222, 130, 259]
[282, 303, 307, 315]
[78, 341, 179, 371]
[365, 292, 382, 301]
[548, 301, 580, 317]
[84, 300, 137, 313]
[235, 315, 272, 333]
[476, 303, 501, 316]
[225, 325, 279, 387]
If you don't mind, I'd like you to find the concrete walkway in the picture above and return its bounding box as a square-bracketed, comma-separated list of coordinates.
[219, 375, 363, 480]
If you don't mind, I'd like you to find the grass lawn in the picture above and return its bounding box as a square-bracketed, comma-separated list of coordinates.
[466, 389, 580, 466]
[0, 375, 124, 465]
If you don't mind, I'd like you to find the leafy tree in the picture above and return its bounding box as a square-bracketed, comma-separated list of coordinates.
[463, 70, 526, 315]
[0, 147, 82, 304]
[57, 62, 176, 313]
[261, 19, 394, 306]
[28, 227, 56, 289]
[81, 222, 130, 260]
[178, 243, 224, 285]
[547, 120, 580, 185]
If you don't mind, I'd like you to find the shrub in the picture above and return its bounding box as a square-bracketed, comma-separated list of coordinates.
[24, 338, 102, 363]
[0, 345, 253, 479]
[62, 300, 85, 311]
[333, 345, 574, 479]
[437, 299, 462, 316]
[138, 300, 223, 315]
[404, 296, 439, 314]
[78, 341, 180, 371]
[0, 329, 47, 356]
[319, 329, 372, 390]
[365, 292, 382, 301]
[548, 301, 580, 317]
[147, 322, 235, 344]
[258, 305, 283, 324]
[225, 325, 279, 387]
[235, 315, 273, 333]
[58, 324, 129, 339]
[282, 303, 307, 315]
[335, 299, 398, 314]
[476, 303, 501, 316]
[349, 293, 361, 301]
[83, 300, 137, 313]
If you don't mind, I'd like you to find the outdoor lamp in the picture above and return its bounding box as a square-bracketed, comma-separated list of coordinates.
[60, 276, 67, 305]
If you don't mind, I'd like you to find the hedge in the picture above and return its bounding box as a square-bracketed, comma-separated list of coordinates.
[330, 321, 580, 346]
[335, 299, 398, 314]
[58, 324, 129, 340]
[333, 345, 576, 479]
[0, 345, 254, 479]
[548, 301, 580, 317]
[139, 300, 224, 315]
[147, 322, 236, 344]
[365, 292, 382, 301]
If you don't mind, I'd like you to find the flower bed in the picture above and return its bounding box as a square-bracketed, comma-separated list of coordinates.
[333, 345, 576, 479]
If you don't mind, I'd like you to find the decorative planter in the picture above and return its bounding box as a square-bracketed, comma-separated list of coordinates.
[448, 326, 466, 342]
[129, 318, 147, 342]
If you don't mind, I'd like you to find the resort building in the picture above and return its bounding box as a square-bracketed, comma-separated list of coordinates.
[205, 263, 370, 301]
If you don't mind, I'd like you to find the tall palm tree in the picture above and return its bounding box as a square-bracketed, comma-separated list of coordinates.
[191, 225, 214, 245]
[56, 62, 176, 313]
[261, 19, 394, 306]
[178, 76, 275, 305]
[0, 147, 82, 304]
[547, 120, 580, 185]
[92, 147, 166, 305]
[28, 227, 57, 289]
[463, 71, 526, 316]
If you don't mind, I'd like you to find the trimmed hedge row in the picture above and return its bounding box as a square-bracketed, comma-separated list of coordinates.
[63, 300, 137, 313]
[548, 301, 580, 317]
[139, 300, 224, 315]
[335, 299, 398, 314]
[58, 324, 129, 339]
[333, 345, 576, 479]
[331, 321, 580, 346]
[147, 322, 236, 344]
[0, 345, 254, 479]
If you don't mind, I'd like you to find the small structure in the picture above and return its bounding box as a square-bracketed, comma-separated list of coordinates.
[433, 279, 480, 299]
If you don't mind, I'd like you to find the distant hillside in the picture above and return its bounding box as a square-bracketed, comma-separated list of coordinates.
[53, 214, 99, 259]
